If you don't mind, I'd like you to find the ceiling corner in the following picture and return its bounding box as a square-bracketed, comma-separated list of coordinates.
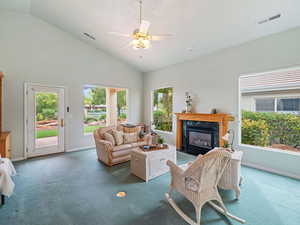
[0, 0, 32, 13]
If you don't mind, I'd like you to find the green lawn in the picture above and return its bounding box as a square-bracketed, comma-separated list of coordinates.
[36, 129, 58, 139]
[36, 125, 103, 139]
[83, 125, 102, 134]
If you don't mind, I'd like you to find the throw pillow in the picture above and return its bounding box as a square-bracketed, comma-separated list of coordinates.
[123, 132, 138, 144]
[104, 132, 115, 146]
[112, 130, 124, 146]
[123, 126, 141, 134]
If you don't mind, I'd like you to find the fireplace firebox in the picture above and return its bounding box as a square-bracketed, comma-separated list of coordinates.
[183, 121, 219, 155]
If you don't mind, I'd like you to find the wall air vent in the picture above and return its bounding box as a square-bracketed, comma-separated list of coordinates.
[83, 32, 96, 40]
[258, 13, 281, 24]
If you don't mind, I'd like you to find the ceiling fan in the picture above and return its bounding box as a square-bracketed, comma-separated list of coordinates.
[109, 0, 173, 50]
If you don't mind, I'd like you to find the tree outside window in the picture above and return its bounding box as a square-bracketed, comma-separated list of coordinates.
[83, 86, 107, 134]
[83, 86, 128, 134]
[35, 92, 59, 139]
[117, 89, 128, 122]
[152, 87, 173, 132]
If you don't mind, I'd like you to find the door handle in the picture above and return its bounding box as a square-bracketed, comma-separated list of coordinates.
[60, 119, 64, 127]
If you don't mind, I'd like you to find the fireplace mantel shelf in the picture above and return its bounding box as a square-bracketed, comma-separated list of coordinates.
[175, 113, 234, 122]
[175, 113, 234, 150]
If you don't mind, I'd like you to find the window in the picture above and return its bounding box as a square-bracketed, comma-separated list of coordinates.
[255, 98, 275, 112]
[277, 98, 300, 113]
[117, 89, 128, 122]
[255, 97, 300, 113]
[240, 67, 300, 154]
[83, 86, 128, 134]
[152, 87, 173, 132]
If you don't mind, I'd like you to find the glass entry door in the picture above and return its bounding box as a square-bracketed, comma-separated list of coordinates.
[26, 84, 65, 157]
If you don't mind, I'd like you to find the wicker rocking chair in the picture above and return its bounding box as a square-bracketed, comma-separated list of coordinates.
[165, 149, 245, 225]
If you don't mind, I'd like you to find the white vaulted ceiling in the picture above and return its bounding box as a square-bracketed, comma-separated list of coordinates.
[4, 0, 300, 72]
[0, 0, 31, 13]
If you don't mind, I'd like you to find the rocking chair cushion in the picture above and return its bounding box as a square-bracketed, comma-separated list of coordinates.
[185, 176, 200, 192]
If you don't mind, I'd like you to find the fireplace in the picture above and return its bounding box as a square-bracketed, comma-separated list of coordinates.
[183, 121, 219, 155]
[175, 113, 233, 154]
[189, 131, 212, 149]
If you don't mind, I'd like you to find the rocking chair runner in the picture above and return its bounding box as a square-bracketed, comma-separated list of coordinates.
[165, 149, 246, 225]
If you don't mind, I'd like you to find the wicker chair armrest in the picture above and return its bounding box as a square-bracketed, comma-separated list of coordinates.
[167, 160, 184, 176]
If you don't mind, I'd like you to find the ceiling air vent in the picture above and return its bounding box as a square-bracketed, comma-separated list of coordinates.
[83, 32, 96, 40]
[258, 14, 281, 24]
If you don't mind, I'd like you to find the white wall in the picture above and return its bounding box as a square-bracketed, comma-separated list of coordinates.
[144, 27, 300, 179]
[0, 11, 143, 160]
[240, 95, 255, 111]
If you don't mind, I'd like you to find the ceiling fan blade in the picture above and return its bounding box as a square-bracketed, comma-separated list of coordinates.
[119, 39, 139, 50]
[108, 32, 131, 38]
[139, 20, 151, 33]
[120, 41, 133, 50]
[151, 34, 173, 41]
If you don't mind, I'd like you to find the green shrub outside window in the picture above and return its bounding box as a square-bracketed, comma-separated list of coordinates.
[152, 88, 173, 132]
[241, 110, 300, 151]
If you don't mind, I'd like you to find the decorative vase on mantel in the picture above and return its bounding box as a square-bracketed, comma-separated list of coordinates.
[185, 92, 193, 113]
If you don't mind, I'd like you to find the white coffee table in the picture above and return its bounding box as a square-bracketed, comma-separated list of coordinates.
[131, 145, 177, 182]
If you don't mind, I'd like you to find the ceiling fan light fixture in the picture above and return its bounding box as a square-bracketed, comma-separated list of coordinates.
[142, 39, 151, 49]
[108, 0, 172, 50]
[131, 37, 150, 49]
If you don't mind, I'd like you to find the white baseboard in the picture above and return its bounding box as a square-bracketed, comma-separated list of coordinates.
[10, 146, 95, 162]
[66, 145, 95, 152]
[242, 161, 300, 180]
[12, 157, 26, 162]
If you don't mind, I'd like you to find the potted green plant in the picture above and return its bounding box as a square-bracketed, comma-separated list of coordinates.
[158, 136, 164, 147]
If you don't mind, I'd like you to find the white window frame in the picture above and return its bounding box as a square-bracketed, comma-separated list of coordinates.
[150, 87, 174, 134]
[254, 97, 276, 112]
[276, 97, 300, 113]
[238, 66, 300, 156]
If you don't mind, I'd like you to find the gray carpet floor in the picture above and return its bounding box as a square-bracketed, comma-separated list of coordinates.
[0, 149, 299, 225]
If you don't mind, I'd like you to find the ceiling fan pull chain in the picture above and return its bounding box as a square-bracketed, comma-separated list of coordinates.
[139, 0, 142, 25]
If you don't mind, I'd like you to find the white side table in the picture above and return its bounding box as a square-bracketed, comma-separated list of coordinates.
[218, 150, 243, 199]
[131, 145, 177, 182]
